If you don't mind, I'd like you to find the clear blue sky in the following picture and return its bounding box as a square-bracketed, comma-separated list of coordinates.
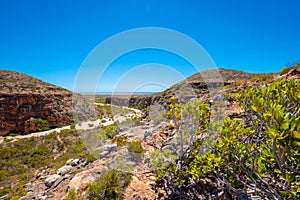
[0, 0, 299, 92]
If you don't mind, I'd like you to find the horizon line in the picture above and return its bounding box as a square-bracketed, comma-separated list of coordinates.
[78, 91, 158, 95]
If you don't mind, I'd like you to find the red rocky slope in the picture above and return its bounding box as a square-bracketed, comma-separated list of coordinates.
[0, 70, 73, 136]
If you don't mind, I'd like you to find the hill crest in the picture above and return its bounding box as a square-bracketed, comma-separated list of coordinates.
[0, 70, 70, 94]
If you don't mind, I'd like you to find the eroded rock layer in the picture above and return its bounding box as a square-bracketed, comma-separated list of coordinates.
[0, 70, 73, 136]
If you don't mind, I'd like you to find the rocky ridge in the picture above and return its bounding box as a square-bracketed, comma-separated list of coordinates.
[105, 68, 277, 109]
[0, 70, 73, 136]
[18, 69, 287, 199]
[0, 68, 276, 136]
[2, 67, 298, 200]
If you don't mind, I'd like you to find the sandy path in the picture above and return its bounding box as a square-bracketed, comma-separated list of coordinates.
[94, 103, 143, 117]
[0, 104, 143, 144]
[0, 125, 71, 143]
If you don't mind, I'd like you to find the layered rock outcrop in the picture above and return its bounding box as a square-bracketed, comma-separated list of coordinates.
[105, 68, 266, 109]
[0, 70, 73, 136]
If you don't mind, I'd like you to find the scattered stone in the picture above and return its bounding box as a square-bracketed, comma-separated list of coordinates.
[68, 166, 107, 191]
[123, 174, 157, 200]
[63, 174, 71, 179]
[19, 192, 34, 200]
[57, 165, 74, 176]
[0, 194, 9, 200]
[37, 195, 47, 200]
[35, 169, 46, 179]
[99, 150, 109, 158]
[45, 174, 62, 187]
[50, 175, 65, 189]
[21, 181, 47, 200]
[65, 158, 74, 166]
[144, 129, 153, 140]
[102, 143, 117, 152]
[71, 158, 80, 167]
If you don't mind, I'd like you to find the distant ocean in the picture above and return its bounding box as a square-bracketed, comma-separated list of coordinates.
[80, 92, 156, 95]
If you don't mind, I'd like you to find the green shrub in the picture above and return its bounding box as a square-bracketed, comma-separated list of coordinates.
[33, 117, 49, 126]
[86, 154, 97, 165]
[8, 132, 20, 136]
[157, 78, 300, 199]
[87, 169, 131, 200]
[127, 140, 145, 162]
[280, 62, 300, 75]
[0, 129, 88, 198]
[70, 123, 75, 129]
[111, 135, 128, 147]
[250, 74, 274, 82]
[280, 67, 289, 75]
[66, 189, 77, 200]
[127, 140, 144, 154]
[88, 123, 94, 127]
[150, 149, 177, 177]
[30, 149, 45, 157]
[100, 125, 119, 139]
[33, 117, 50, 131]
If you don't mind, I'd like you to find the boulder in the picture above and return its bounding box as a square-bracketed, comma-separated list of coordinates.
[71, 158, 80, 167]
[57, 165, 74, 176]
[68, 166, 107, 191]
[102, 143, 118, 152]
[45, 174, 62, 187]
[65, 158, 74, 166]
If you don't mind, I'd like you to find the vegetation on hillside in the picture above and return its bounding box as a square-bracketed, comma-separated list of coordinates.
[0, 70, 69, 94]
[0, 129, 88, 199]
[155, 77, 300, 199]
[87, 169, 132, 200]
[1, 66, 300, 199]
[280, 61, 300, 75]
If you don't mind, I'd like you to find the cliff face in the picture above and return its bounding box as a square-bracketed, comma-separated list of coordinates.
[105, 95, 172, 109]
[105, 69, 275, 110]
[0, 68, 276, 135]
[0, 70, 73, 136]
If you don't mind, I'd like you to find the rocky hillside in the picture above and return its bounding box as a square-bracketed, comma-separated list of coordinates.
[168, 68, 276, 93]
[1, 66, 299, 199]
[105, 68, 277, 109]
[0, 70, 73, 136]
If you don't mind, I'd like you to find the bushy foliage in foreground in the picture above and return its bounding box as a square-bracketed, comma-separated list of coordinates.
[0, 129, 87, 199]
[87, 169, 131, 200]
[158, 78, 300, 199]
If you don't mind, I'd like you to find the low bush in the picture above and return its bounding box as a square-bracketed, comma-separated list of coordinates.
[127, 140, 144, 154]
[127, 140, 145, 162]
[111, 135, 128, 147]
[157, 78, 300, 199]
[86, 154, 97, 165]
[87, 169, 131, 200]
[100, 125, 119, 139]
[66, 189, 77, 200]
[0, 129, 89, 198]
[280, 62, 300, 75]
[33, 117, 50, 131]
